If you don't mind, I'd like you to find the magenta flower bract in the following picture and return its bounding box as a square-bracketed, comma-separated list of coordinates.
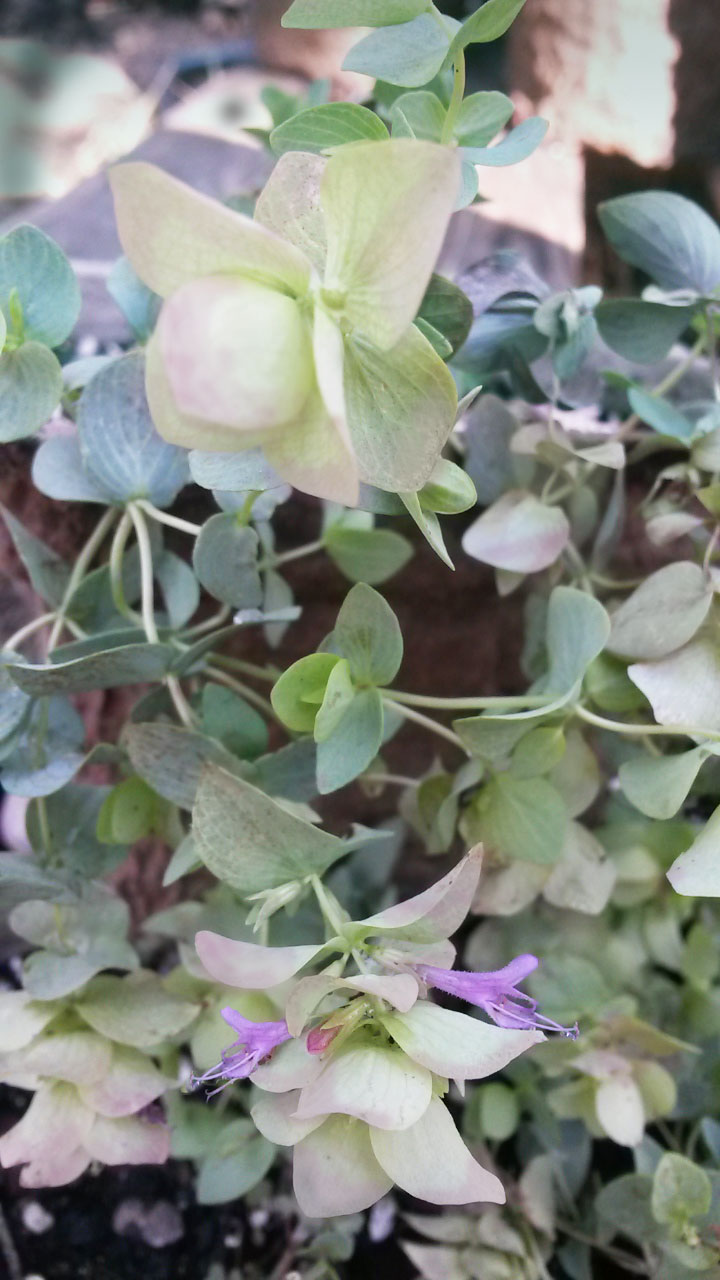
[192, 1008, 292, 1092]
[415, 954, 578, 1038]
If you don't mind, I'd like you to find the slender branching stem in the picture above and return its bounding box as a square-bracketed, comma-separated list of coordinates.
[136, 499, 202, 538]
[128, 502, 195, 727]
[385, 689, 551, 711]
[617, 332, 705, 441]
[441, 50, 466, 144]
[212, 654, 279, 684]
[47, 506, 118, 652]
[574, 703, 720, 743]
[258, 538, 325, 572]
[4, 611, 56, 653]
[205, 664, 277, 720]
[363, 772, 420, 789]
[383, 695, 467, 751]
[109, 508, 140, 623]
[182, 605, 232, 638]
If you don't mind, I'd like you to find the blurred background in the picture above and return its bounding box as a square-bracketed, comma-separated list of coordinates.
[2, 0, 720, 302]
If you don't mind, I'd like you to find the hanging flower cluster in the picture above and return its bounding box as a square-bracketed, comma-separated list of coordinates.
[191, 849, 573, 1216]
[109, 140, 461, 506]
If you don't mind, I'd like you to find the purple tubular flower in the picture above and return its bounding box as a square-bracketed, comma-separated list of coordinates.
[192, 1008, 292, 1093]
[415, 953, 578, 1039]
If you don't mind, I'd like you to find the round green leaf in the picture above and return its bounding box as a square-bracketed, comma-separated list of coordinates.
[596, 300, 695, 364]
[76, 352, 190, 507]
[599, 191, 720, 294]
[463, 117, 548, 167]
[0, 224, 80, 347]
[651, 1154, 712, 1225]
[344, 16, 459, 89]
[325, 525, 412, 584]
[316, 686, 384, 793]
[192, 515, 261, 608]
[609, 563, 712, 660]
[470, 772, 568, 865]
[619, 747, 706, 820]
[272, 652, 342, 733]
[283, 0, 427, 25]
[271, 103, 388, 155]
[0, 342, 63, 442]
[333, 583, 403, 687]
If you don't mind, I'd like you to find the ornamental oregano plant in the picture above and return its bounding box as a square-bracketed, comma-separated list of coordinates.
[1, 0, 720, 1276]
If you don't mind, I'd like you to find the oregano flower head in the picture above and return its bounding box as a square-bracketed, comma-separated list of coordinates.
[415, 955, 579, 1037]
[110, 141, 461, 506]
[190, 851, 570, 1215]
[192, 1009, 292, 1093]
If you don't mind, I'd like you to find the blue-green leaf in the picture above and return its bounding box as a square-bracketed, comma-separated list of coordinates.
[77, 352, 190, 507]
[193, 764, 346, 892]
[416, 273, 473, 356]
[192, 515, 262, 608]
[0, 505, 69, 606]
[333, 583, 403, 686]
[316, 687, 384, 793]
[446, 0, 527, 60]
[31, 435, 110, 504]
[539, 586, 611, 695]
[463, 117, 548, 167]
[389, 90, 446, 141]
[189, 448, 285, 493]
[325, 526, 412, 584]
[596, 300, 694, 364]
[0, 343, 63, 442]
[0, 224, 80, 347]
[0, 696, 84, 797]
[107, 256, 161, 342]
[343, 14, 459, 89]
[598, 191, 720, 294]
[455, 91, 514, 146]
[5, 643, 173, 696]
[627, 388, 694, 442]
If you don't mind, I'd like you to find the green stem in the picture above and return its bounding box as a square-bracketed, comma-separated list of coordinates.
[181, 605, 232, 638]
[385, 689, 551, 711]
[589, 571, 646, 591]
[363, 772, 420, 788]
[617, 332, 705, 441]
[128, 504, 160, 643]
[4, 611, 56, 653]
[46, 506, 118, 652]
[556, 1221, 648, 1275]
[136, 499, 202, 538]
[703, 522, 720, 573]
[109, 509, 140, 623]
[441, 49, 466, 144]
[212, 654, 279, 684]
[574, 703, 720, 743]
[706, 305, 720, 401]
[205, 665, 277, 720]
[311, 875, 346, 939]
[258, 538, 325, 572]
[382, 695, 467, 751]
[36, 796, 52, 859]
[311, 877, 369, 974]
[541, 475, 576, 506]
[128, 503, 195, 727]
[563, 540, 594, 593]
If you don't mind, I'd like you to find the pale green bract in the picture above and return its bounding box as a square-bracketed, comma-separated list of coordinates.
[110, 140, 461, 506]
